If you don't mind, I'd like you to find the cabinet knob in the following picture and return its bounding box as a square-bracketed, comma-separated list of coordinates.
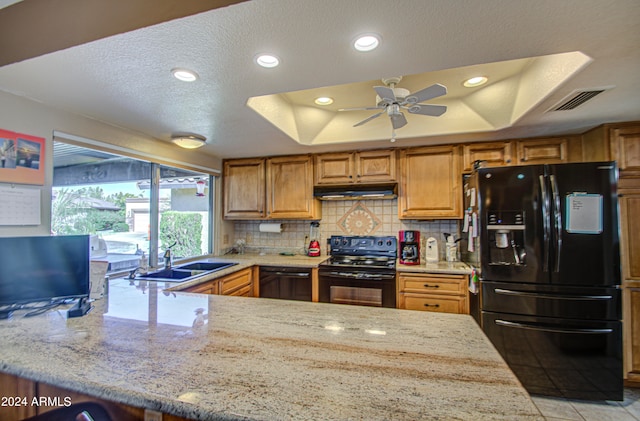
[424, 304, 440, 308]
[348, 175, 352, 179]
[423, 284, 440, 288]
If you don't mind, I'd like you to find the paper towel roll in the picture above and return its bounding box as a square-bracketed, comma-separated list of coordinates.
[259, 223, 283, 233]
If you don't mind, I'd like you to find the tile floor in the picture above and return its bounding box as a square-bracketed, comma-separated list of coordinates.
[531, 388, 640, 420]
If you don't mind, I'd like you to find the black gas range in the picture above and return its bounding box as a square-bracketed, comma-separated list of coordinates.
[319, 235, 397, 308]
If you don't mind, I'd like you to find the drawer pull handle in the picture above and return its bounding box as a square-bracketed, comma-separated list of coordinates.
[424, 304, 440, 308]
[423, 284, 440, 288]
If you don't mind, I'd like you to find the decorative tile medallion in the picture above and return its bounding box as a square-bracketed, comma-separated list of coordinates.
[337, 201, 381, 235]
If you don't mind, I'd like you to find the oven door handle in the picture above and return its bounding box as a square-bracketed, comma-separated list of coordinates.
[495, 319, 613, 334]
[264, 271, 310, 277]
[325, 271, 395, 280]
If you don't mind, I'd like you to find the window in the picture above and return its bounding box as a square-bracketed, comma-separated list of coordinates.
[52, 141, 214, 274]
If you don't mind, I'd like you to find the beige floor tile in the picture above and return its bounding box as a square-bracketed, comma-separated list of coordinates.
[530, 395, 583, 420]
[569, 399, 638, 421]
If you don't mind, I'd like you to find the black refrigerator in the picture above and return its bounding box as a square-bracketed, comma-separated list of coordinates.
[474, 162, 622, 401]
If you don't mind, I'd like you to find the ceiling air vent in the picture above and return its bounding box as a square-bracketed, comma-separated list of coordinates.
[548, 87, 613, 111]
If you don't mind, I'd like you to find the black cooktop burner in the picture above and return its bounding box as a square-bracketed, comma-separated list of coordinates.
[325, 235, 398, 269]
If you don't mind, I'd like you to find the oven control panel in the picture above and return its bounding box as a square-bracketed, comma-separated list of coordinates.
[329, 235, 397, 256]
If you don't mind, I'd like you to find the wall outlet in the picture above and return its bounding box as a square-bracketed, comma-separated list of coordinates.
[144, 409, 163, 421]
[223, 234, 229, 245]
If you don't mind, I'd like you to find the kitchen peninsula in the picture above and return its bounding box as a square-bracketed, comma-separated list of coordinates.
[0, 275, 542, 420]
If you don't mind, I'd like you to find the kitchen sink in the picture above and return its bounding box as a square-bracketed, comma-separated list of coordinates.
[135, 269, 198, 280]
[133, 261, 238, 282]
[176, 262, 237, 271]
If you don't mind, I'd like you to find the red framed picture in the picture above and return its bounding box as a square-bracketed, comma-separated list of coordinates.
[0, 129, 45, 185]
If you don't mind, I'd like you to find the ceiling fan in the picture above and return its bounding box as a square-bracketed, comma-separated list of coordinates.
[339, 76, 447, 130]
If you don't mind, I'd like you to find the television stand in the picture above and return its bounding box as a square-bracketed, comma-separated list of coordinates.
[67, 297, 92, 318]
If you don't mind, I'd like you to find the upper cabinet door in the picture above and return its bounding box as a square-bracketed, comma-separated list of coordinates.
[314, 149, 396, 185]
[611, 126, 640, 173]
[223, 158, 265, 219]
[398, 145, 462, 219]
[314, 152, 354, 185]
[267, 155, 320, 219]
[516, 138, 569, 164]
[462, 141, 514, 172]
[355, 149, 397, 183]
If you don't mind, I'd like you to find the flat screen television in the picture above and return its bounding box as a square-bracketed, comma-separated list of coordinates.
[0, 235, 90, 314]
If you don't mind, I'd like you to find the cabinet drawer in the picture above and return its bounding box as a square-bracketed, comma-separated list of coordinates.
[219, 268, 253, 295]
[401, 293, 466, 314]
[399, 274, 466, 295]
[225, 284, 252, 297]
[183, 280, 217, 295]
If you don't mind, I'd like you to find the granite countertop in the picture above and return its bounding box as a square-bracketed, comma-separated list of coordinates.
[0, 278, 542, 420]
[397, 260, 474, 275]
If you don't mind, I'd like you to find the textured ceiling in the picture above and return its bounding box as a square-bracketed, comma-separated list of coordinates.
[0, 0, 639, 159]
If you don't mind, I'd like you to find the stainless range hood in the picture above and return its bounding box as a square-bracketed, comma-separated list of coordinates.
[314, 184, 397, 200]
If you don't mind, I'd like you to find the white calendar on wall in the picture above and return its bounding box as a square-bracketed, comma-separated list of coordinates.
[0, 185, 41, 225]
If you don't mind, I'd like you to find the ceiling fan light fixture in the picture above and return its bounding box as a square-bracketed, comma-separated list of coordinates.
[353, 34, 381, 52]
[463, 76, 488, 87]
[171, 134, 207, 149]
[255, 54, 280, 68]
[314, 97, 333, 105]
[171, 68, 198, 82]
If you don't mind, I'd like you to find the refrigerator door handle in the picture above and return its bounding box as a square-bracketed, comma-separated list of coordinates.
[539, 175, 550, 272]
[494, 288, 613, 301]
[550, 174, 563, 272]
[495, 319, 613, 334]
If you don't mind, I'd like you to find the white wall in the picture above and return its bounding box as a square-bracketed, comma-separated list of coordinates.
[0, 90, 222, 237]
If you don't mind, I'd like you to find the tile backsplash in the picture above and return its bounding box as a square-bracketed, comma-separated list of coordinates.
[233, 199, 459, 260]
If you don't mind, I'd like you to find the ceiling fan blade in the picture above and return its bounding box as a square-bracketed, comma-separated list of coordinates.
[373, 86, 397, 103]
[338, 106, 383, 112]
[407, 104, 447, 117]
[390, 112, 407, 129]
[353, 111, 384, 127]
[404, 83, 447, 104]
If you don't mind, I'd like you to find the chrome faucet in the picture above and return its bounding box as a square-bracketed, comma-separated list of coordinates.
[163, 249, 172, 269]
[163, 242, 177, 269]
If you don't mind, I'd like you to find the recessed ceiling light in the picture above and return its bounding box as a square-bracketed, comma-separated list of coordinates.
[353, 34, 381, 52]
[463, 76, 488, 87]
[314, 97, 334, 105]
[171, 68, 198, 82]
[255, 54, 280, 68]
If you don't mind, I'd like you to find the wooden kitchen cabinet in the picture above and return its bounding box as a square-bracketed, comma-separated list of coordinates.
[182, 267, 254, 297]
[224, 155, 320, 220]
[583, 122, 640, 175]
[398, 272, 469, 314]
[183, 278, 219, 295]
[620, 186, 640, 383]
[0, 372, 36, 420]
[398, 145, 462, 219]
[218, 267, 253, 296]
[611, 125, 640, 173]
[625, 287, 640, 383]
[223, 158, 266, 219]
[314, 149, 396, 185]
[462, 141, 514, 172]
[266, 155, 320, 219]
[516, 137, 571, 164]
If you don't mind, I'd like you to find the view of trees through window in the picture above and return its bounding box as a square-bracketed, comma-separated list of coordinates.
[52, 141, 212, 274]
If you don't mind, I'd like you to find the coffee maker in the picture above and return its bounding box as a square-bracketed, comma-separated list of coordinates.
[399, 230, 420, 265]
